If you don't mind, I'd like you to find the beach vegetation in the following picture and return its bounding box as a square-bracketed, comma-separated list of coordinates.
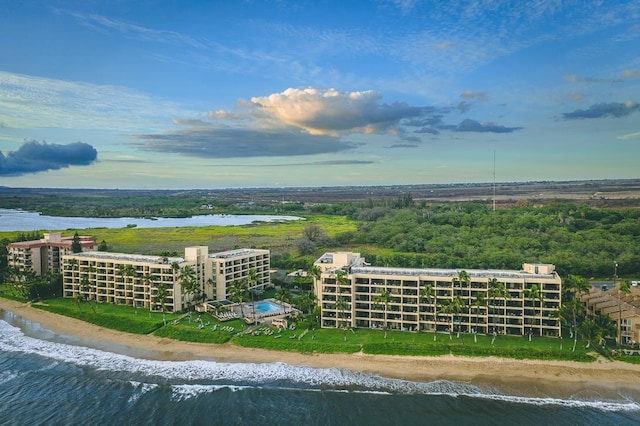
[33, 298, 167, 334]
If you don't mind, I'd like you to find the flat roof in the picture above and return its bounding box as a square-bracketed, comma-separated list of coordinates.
[350, 266, 559, 280]
[65, 251, 184, 264]
[209, 248, 268, 259]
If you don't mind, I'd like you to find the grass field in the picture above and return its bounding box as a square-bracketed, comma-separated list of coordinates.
[1, 214, 356, 255]
[26, 296, 598, 362]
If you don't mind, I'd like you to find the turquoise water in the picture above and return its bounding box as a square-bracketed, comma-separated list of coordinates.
[255, 300, 282, 313]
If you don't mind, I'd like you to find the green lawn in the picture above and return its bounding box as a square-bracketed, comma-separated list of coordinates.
[10, 296, 604, 362]
[33, 298, 174, 335]
[233, 326, 595, 361]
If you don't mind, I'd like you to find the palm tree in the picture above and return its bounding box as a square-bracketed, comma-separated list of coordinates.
[566, 274, 590, 297]
[525, 284, 542, 341]
[579, 319, 600, 349]
[420, 284, 437, 340]
[594, 313, 616, 345]
[298, 290, 316, 316]
[559, 297, 585, 352]
[308, 264, 321, 283]
[229, 278, 248, 319]
[487, 277, 508, 336]
[472, 293, 486, 343]
[178, 265, 198, 311]
[246, 268, 259, 325]
[335, 269, 349, 289]
[564, 274, 590, 350]
[335, 296, 349, 341]
[117, 264, 137, 311]
[442, 295, 464, 341]
[80, 275, 96, 313]
[374, 289, 391, 339]
[142, 273, 155, 311]
[453, 270, 470, 333]
[276, 286, 291, 314]
[618, 280, 632, 346]
[153, 281, 169, 325]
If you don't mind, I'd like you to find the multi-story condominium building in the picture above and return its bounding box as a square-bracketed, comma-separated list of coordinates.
[8, 232, 97, 276]
[314, 252, 563, 338]
[208, 248, 271, 300]
[581, 284, 640, 344]
[62, 246, 270, 312]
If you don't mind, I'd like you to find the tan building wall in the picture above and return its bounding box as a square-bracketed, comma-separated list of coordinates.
[62, 246, 271, 312]
[581, 285, 640, 344]
[209, 248, 270, 300]
[314, 252, 562, 337]
[62, 251, 188, 312]
[8, 232, 97, 276]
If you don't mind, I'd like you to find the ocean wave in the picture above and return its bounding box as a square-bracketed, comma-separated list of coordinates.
[1, 320, 638, 412]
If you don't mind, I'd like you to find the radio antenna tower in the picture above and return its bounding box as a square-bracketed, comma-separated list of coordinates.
[493, 149, 496, 213]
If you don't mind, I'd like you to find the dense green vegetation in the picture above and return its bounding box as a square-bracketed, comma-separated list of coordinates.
[335, 199, 640, 278]
[1, 191, 639, 363]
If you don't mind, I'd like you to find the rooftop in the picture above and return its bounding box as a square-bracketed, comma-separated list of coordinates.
[66, 251, 184, 264]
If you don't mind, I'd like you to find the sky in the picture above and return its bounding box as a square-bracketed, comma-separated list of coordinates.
[1, 0, 639, 189]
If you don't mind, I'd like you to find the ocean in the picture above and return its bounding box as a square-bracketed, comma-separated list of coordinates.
[1, 312, 639, 426]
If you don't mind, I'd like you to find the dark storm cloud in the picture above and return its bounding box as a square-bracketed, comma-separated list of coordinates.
[454, 118, 522, 133]
[562, 101, 639, 119]
[134, 127, 354, 158]
[0, 140, 98, 176]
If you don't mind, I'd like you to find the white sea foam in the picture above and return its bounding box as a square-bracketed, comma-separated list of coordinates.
[1, 320, 639, 412]
[127, 381, 158, 404]
[0, 370, 20, 385]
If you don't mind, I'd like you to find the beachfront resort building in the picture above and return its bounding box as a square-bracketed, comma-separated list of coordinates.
[313, 252, 563, 337]
[208, 248, 270, 300]
[580, 284, 640, 345]
[8, 232, 97, 277]
[62, 247, 270, 313]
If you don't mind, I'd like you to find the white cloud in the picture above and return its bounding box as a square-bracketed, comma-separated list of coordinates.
[210, 87, 427, 136]
[0, 71, 194, 131]
[617, 131, 640, 140]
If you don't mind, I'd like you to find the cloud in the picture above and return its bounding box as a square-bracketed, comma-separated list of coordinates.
[621, 70, 640, 79]
[563, 74, 621, 84]
[454, 119, 522, 133]
[562, 101, 639, 119]
[617, 131, 640, 140]
[460, 91, 488, 101]
[244, 87, 427, 135]
[0, 71, 194, 131]
[389, 143, 419, 148]
[0, 140, 97, 176]
[134, 126, 354, 158]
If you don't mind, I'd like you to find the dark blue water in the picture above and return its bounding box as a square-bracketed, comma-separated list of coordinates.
[0, 316, 638, 426]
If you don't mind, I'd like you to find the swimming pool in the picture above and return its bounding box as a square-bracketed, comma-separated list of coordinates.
[255, 300, 282, 313]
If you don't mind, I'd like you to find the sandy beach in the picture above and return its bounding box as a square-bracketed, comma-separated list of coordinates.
[2, 298, 639, 398]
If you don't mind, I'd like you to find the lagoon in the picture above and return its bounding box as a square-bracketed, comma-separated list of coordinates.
[0, 209, 301, 232]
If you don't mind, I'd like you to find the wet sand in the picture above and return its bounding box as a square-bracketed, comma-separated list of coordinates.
[2, 298, 639, 399]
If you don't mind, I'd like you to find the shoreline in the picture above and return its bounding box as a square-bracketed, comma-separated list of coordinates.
[2, 298, 640, 399]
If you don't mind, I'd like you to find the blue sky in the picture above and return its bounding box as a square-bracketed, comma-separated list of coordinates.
[1, 0, 639, 189]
